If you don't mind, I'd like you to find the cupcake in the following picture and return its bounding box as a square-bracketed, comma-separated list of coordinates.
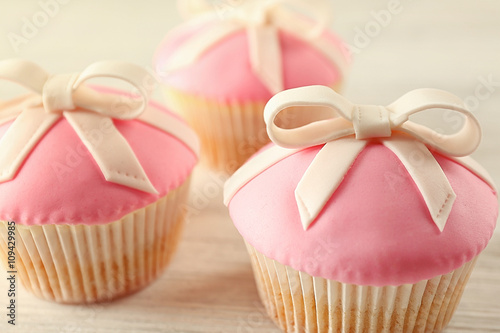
[224, 86, 498, 332]
[154, 0, 350, 173]
[0, 59, 199, 304]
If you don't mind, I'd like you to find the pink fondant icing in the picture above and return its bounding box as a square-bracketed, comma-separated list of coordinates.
[227, 143, 498, 286]
[153, 20, 347, 102]
[0, 97, 197, 226]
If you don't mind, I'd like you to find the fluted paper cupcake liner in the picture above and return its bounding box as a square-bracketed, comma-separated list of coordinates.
[0, 178, 191, 304]
[163, 83, 342, 174]
[246, 242, 477, 333]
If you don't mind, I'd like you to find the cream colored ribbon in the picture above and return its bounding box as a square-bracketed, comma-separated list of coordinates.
[225, 85, 495, 232]
[165, 0, 347, 94]
[0, 59, 199, 193]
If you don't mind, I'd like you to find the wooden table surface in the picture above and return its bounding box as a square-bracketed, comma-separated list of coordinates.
[0, 0, 499, 332]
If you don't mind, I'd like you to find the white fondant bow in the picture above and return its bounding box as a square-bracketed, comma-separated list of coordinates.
[225, 85, 494, 232]
[0, 59, 199, 193]
[164, 0, 348, 94]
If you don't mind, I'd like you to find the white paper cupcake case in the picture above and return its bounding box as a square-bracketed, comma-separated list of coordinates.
[0, 178, 191, 304]
[163, 83, 342, 174]
[246, 242, 477, 333]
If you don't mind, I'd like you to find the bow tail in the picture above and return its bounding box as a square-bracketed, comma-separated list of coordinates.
[248, 25, 284, 94]
[64, 111, 158, 194]
[0, 107, 60, 182]
[383, 137, 456, 232]
[295, 138, 367, 230]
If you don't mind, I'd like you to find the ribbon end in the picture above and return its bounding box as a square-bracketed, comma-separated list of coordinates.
[104, 171, 159, 195]
[0, 169, 15, 184]
[140, 180, 160, 195]
[295, 191, 315, 230]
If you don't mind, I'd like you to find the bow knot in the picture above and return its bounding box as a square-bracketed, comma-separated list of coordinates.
[42, 73, 78, 114]
[352, 104, 392, 139]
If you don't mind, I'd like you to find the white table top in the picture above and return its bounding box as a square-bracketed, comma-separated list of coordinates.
[0, 1, 499, 332]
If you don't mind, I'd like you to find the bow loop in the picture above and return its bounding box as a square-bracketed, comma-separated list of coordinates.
[386, 88, 482, 157]
[72, 61, 154, 119]
[265, 85, 355, 148]
[265, 85, 481, 157]
[0, 59, 49, 95]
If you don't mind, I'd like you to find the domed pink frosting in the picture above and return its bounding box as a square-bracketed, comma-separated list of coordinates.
[227, 143, 498, 286]
[153, 20, 348, 102]
[0, 99, 197, 226]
